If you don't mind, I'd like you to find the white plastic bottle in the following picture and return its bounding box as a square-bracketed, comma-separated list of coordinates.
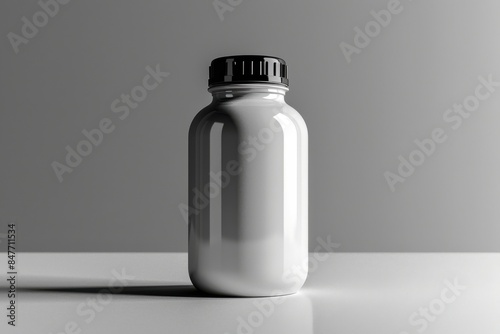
[188, 55, 308, 296]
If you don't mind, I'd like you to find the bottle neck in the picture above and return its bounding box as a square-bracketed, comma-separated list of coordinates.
[209, 83, 288, 101]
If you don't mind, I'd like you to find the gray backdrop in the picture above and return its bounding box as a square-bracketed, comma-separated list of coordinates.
[2, 0, 500, 252]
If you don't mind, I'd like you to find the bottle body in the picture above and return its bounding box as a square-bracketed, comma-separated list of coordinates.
[188, 83, 308, 297]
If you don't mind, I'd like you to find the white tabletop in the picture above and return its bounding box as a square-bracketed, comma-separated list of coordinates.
[1, 253, 499, 334]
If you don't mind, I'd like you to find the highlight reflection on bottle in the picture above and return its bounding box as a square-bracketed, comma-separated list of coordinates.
[188, 55, 308, 296]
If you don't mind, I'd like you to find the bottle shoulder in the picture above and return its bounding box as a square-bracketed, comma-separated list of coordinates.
[191, 100, 306, 127]
[189, 102, 307, 143]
